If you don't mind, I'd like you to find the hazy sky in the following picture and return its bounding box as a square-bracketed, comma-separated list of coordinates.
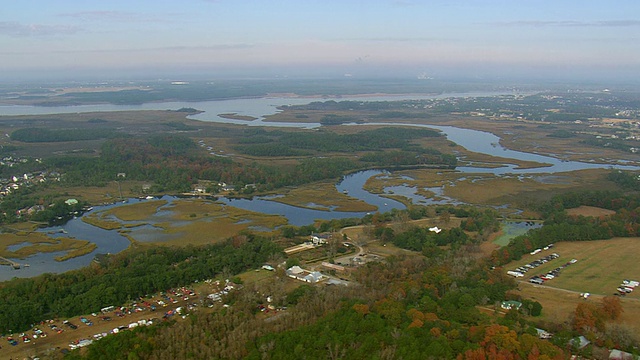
[2, 0, 639, 81]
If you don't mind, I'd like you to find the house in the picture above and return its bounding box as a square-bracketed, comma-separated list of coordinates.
[310, 233, 329, 245]
[500, 301, 522, 311]
[303, 272, 324, 283]
[193, 184, 207, 194]
[286, 266, 325, 283]
[569, 335, 590, 350]
[535, 328, 552, 339]
[609, 349, 639, 360]
[287, 266, 304, 276]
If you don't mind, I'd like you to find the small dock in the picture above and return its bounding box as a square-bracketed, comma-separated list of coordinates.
[0, 256, 23, 269]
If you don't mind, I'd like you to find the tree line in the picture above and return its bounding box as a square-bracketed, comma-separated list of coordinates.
[492, 190, 640, 265]
[0, 234, 282, 333]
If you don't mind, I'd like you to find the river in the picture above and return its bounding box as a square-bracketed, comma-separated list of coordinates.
[1, 92, 638, 280]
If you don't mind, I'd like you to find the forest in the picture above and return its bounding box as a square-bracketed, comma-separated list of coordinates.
[0, 234, 281, 333]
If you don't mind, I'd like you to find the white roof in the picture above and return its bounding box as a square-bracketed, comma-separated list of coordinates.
[288, 266, 304, 274]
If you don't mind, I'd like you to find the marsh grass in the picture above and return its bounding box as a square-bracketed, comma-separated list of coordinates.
[274, 182, 377, 212]
[218, 113, 258, 121]
[82, 215, 122, 230]
[98, 199, 288, 246]
[54, 242, 97, 262]
[0, 232, 96, 260]
[106, 200, 168, 221]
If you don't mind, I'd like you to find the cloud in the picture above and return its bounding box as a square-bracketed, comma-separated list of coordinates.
[59, 10, 165, 23]
[496, 20, 640, 27]
[0, 21, 80, 37]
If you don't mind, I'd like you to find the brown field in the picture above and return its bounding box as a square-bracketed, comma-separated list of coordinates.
[566, 205, 616, 217]
[505, 238, 640, 332]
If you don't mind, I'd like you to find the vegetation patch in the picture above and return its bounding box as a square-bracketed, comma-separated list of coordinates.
[273, 182, 377, 212]
[82, 214, 122, 230]
[566, 205, 616, 217]
[54, 241, 97, 262]
[0, 232, 95, 260]
[124, 199, 287, 245]
[105, 200, 169, 221]
[218, 113, 258, 121]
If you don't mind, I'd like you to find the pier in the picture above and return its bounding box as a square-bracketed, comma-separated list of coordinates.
[0, 256, 24, 269]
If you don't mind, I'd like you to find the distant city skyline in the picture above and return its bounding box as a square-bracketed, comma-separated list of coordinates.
[2, 0, 639, 81]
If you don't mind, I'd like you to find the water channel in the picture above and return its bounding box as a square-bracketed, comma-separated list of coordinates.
[1, 93, 638, 280]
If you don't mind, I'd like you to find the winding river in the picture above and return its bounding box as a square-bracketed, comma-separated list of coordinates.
[1, 93, 638, 280]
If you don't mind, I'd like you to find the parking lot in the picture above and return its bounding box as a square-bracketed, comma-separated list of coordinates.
[0, 285, 204, 359]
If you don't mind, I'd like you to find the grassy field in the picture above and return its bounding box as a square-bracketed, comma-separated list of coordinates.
[517, 281, 640, 335]
[505, 238, 640, 298]
[499, 237, 640, 334]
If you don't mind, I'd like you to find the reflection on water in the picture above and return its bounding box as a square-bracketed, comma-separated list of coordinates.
[493, 221, 543, 247]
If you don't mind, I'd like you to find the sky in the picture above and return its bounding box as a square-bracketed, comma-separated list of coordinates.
[1, 0, 640, 81]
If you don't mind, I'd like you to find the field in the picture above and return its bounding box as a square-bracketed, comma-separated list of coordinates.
[566, 205, 616, 217]
[506, 238, 640, 297]
[505, 238, 640, 332]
